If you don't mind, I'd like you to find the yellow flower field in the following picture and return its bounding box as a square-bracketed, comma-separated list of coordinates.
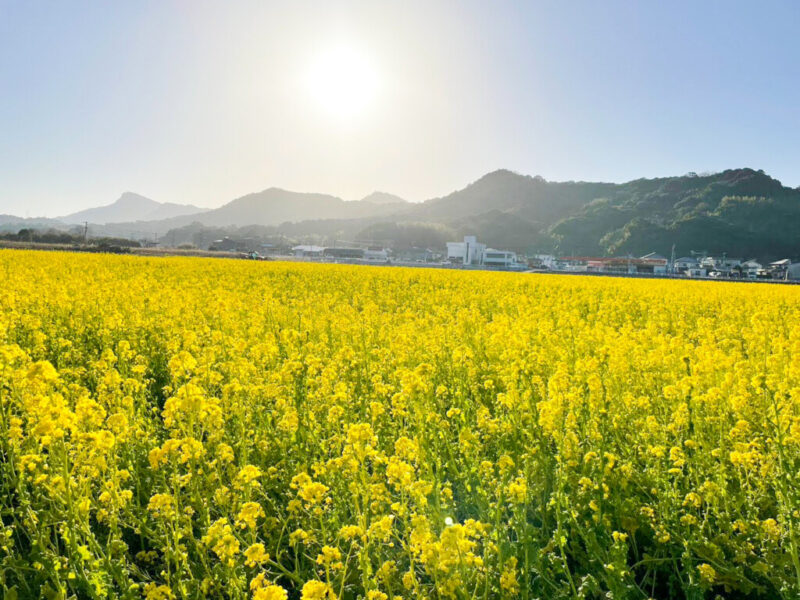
[2, 250, 800, 599]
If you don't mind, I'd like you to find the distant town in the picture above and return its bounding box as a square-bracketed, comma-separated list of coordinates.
[2, 227, 800, 282]
[207, 234, 800, 281]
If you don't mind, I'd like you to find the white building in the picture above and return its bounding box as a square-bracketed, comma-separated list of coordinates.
[447, 236, 487, 265]
[483, 249, 520, 268]
[686, 266, 707, 278]
[533, 254, 557, 269]
[363, 248, 389, 262]
[788, 263, 800, 280]
[292, 245, 325, 257]
[445, 236, 524, 268]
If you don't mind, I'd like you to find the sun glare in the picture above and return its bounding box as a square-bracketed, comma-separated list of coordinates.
[305, 45, 379, 121]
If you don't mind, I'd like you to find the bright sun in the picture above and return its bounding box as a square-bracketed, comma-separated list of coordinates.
[305, 45, 379, 121]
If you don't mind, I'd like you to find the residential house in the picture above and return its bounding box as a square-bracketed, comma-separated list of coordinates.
[768, 259, 792, 279]
[701, 256, 742, 277]
[740, 259, 762, 279]
[673, 257, 698, 273]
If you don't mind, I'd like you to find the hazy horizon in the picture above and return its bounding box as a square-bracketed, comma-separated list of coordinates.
[2, 1, 799, 218]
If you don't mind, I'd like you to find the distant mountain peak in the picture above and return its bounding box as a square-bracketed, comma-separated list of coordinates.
[484, 168, 521, 178]
[471, 169, 548, 188]
[718, 167, 776, 184]
[114, 192, 160, 207]
[61, 193, 206, 224]
[360, 191, 408, 205]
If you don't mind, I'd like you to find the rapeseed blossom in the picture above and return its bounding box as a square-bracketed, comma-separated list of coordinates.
[2, 250, 800, 598]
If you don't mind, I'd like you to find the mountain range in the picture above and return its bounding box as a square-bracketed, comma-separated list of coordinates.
[181, 188, 409, 227]
[3, 168, 800, 260]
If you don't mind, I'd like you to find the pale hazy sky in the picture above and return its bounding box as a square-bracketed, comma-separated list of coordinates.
[1, 1, 799, 217]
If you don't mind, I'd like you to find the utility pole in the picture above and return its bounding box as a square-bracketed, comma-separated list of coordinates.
[83, 221, 88, 245]
[670, 244, 676, 274]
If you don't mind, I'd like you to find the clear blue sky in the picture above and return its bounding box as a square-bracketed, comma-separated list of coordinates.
[1, 0, 799, 216]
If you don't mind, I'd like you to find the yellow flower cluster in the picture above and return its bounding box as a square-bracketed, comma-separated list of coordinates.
[3, 249, 800, 598]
